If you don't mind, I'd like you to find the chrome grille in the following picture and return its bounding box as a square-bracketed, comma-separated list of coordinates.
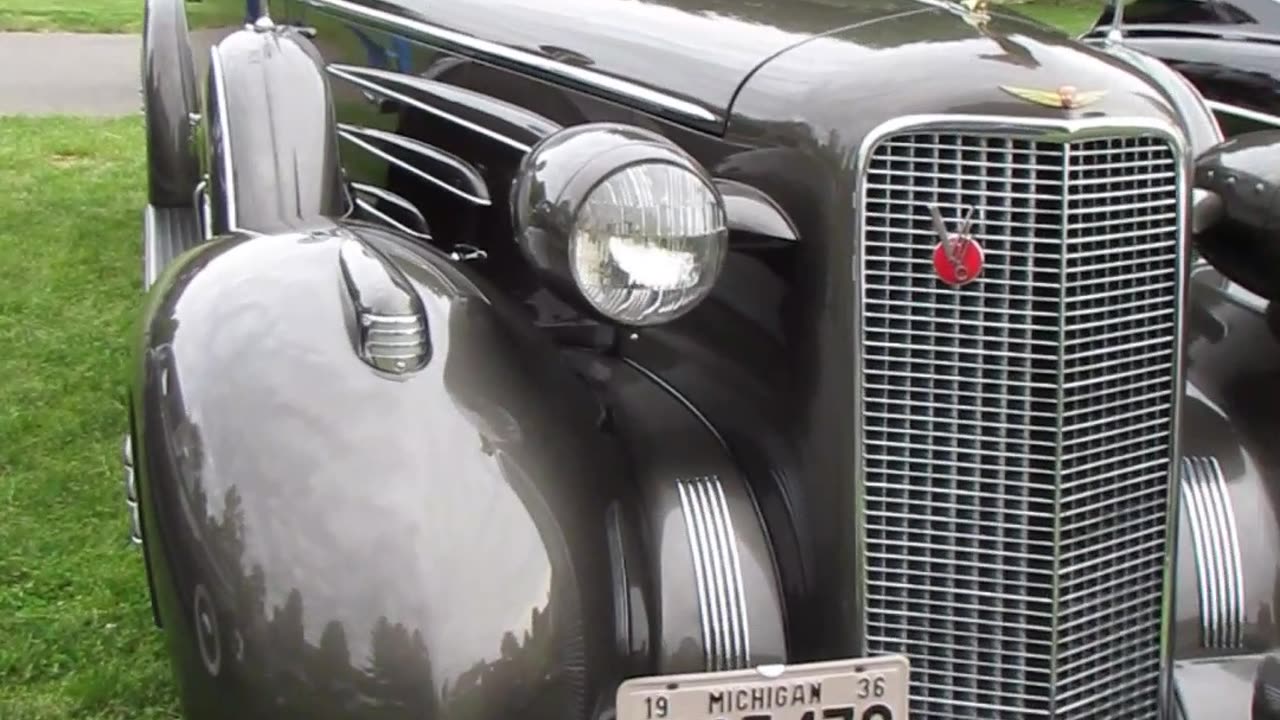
[858, 121, 1183, 719]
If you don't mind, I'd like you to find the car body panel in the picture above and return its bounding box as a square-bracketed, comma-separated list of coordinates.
[205, 26, 348, 235]
[130, 0, 1280, 718]
[288, 0, 938, 134]
[133, 224, 620, 718]
[1178, 264, 1280, 657]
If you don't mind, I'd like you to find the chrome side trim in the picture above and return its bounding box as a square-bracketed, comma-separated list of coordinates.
[1205, 99, 1280, 130]
[337, 123, 492, 206]
[122, 434, 142, 546]
[208, 45, 239, 232]
[1180, 456, 1246, 649]
[676, 476, 751, 672]
[193, 179, 212, 242]
[304, 0, 719, 127]
[328, 64, 557, 153]
[350, 181, 432, 240]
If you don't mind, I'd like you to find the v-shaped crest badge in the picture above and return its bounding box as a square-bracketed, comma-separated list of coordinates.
[929, 204, 984, 288]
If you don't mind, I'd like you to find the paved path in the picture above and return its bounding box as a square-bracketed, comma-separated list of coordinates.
[0, 28, 234, 116]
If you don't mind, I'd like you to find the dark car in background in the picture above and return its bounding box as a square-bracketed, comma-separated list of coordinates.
[1085, 0, 1280, 135]
[129, 0, 1280, 718]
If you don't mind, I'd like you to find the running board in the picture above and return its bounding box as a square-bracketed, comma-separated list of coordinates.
[143, 204, 202, 290]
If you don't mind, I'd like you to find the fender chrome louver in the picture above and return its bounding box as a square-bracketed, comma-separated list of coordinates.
[337, 235, 430, 375]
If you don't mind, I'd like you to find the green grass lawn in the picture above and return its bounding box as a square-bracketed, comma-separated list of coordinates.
[0, 116, 180, 720]
[1012, 0, 1104, 36]
[0, 0, 244, 33]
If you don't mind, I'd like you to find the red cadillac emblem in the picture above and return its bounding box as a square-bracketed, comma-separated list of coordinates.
[929, 204, 984, 287]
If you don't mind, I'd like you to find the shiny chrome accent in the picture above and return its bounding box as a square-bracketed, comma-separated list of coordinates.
[855, 115, 1188, 720]
[1180, 456, 1246, 650]
[350, 181, 432, 240]
[208, 45, 238, 232]
[1102, 0, 1126, 44]
[304, 0, 719, 127]
[1204, 99, 1280, 129]
[336, 123, 492, 206]
[327, 64, 557, 153]
[122, 434, 142, 546]
[1191, 188, 1223, 235]
[676, 476, 751, 672]
[713, 179, 800, 242]
[143, 204, 202, 290]
[338, 237, 430, 374]
[192, 178, 212, 241]
[449, 243, 488, 263]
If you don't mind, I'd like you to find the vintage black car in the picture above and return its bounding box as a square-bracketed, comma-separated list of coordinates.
[1084, 0, 1280, 136]
[127, 0, 1280, 718]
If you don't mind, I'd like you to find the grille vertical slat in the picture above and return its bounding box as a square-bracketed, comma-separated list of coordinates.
[859, 124, 1181, 719]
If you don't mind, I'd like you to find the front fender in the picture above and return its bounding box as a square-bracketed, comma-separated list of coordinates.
[130, 221, 635, 719]
[1175, 262, 1280, 659]
[205, 25, 348, 235]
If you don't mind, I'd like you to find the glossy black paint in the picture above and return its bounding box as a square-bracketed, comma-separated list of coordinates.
[1084, 39, 1225, 156]
[143, 0, 201, 206]
[133, 221, 633, 718]
[280, 0, 1276, 666]
[205, 25, 348, 235]
[292, 0, 935, 134]
[590, 354, 789, 673]
[133, 213, 799, 716]
[1087, 0, 1280, 135]
[1177, 264, 1280, 656]
[135, 0, 1280, 717]
[1194, 130, 1280, 301]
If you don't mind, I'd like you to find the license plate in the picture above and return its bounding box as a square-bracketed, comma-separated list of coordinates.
[617, 655, 910, 720]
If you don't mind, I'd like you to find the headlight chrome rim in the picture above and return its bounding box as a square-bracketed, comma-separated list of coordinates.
[566, 159, 728, 326]
[512, 123, 730, 327]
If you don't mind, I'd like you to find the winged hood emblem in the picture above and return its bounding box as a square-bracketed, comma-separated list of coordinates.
[1001, 84, 1107, 110]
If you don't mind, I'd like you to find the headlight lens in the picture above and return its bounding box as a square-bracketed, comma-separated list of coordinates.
[569, 163, 728, 325]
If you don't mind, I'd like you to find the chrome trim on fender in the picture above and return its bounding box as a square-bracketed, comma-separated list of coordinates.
[208, 45, 239, 232]
[676, 476, 751, 672]
[351, 182, 432, 240]
[1180, 456, 1246, 650]
[337, 236, 431, 374]
[1205, 99, 1280, 130]
[327, 64, 553, 153]
[303, 0, 719, 127]
[336, 123, 492, 206]
[122, 434, 142, 546]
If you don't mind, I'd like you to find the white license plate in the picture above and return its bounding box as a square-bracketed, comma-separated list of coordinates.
[617, 655, 910, 720]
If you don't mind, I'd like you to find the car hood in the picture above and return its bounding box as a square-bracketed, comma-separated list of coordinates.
[384, 0, 939, 133]
[729, 6, 1189, 141]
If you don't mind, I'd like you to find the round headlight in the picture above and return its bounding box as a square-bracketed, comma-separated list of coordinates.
[512, 124, 728, 326]
[570, 163, 727, 325]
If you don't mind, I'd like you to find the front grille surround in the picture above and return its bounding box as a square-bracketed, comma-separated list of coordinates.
[852, 115, 1189, 720]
